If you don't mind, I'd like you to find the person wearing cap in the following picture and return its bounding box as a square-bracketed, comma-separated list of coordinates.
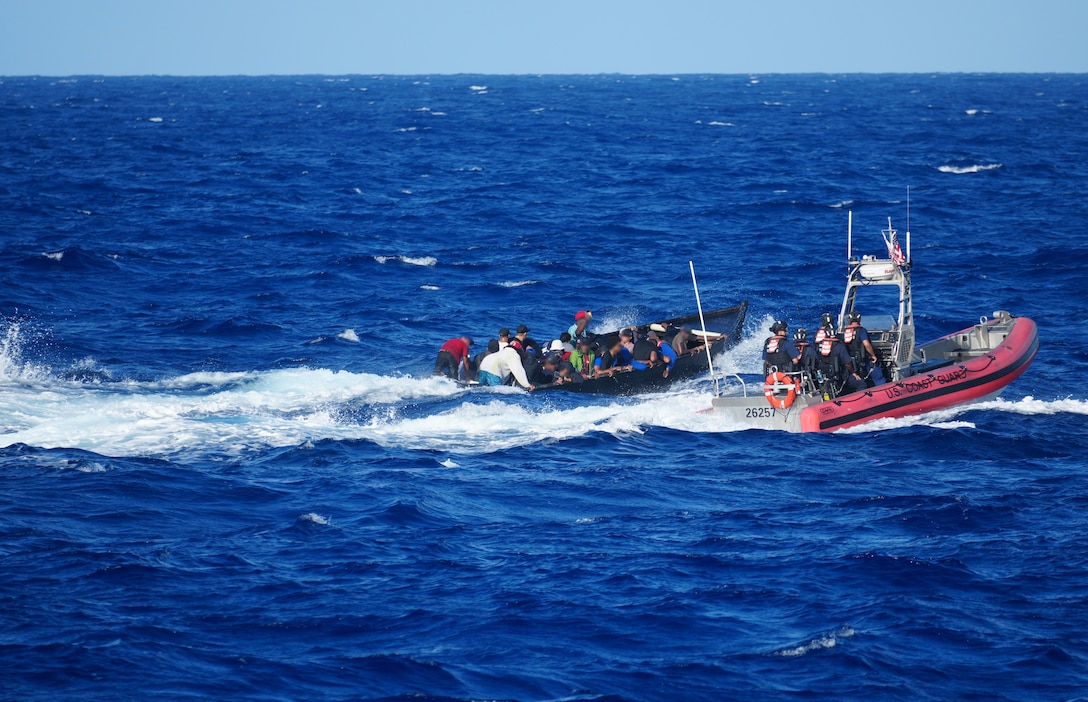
[568, 310, 593, 342]
[671, 324, 705, 357]
[569, 337, 596, 379]
[546, 336, 573, 362]
[478, 345, 535, 391]
[763, 321, 800, 375]
[434, 334, 473, 380]
[498, 327, 512, 349]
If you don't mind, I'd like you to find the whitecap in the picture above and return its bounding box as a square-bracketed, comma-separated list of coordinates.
[43, 251, 64, 262]
[469, 85, 487, 91]
[965, 108, 979, 115]
[298, 512, 329, 526]
[148, 117, 163, 123]
[420, 284, 441, 291]
[938, 163, 1002, 174]
[373, 255, 437, 267]
[439, 458, 458, 468]
[497, 280, 538, 288]
[399, 255, 436, 266]
[706, 121, 734, 126]
[396, 126, 418, 132]
[775, 626, 855, 657]
[337, 329, 360, 342]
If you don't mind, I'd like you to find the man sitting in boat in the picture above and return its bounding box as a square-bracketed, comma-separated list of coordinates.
[763, 321, 800, 375]
[629, 330, 661, 371]
[670, 324, 704, 356]
[569, 338, 596, 378]
[478, 345, 534, 390]
[650, 331, 678, 378]
[792, 327, 817, 371]
[813, 313, 835, 345]
[529, 353, 563, 385]
[815, 323, 865, 398]
[594, 337, 629, 377]
[555, 360, 583, 384]
[434, 334, 474, 379]
[472, 339, 501, 380]
[498, 327, 512, 349]
[842, 311, 885, 386]
[568, 310, 593, 342]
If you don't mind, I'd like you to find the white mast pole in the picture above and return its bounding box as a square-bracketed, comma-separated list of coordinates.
[847, 210, 853, 262]
[906, 186, 912, 263]
[689, 261, 719, 397]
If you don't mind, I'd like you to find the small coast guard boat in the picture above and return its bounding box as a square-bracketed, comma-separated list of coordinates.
[707, 215, 1038, 432]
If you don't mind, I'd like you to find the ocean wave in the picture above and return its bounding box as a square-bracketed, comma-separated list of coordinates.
[938, 163, 1002, 174]
[374, 255, 438, 267]
[496, 280, 539, 288]
[774, 626, 856, 657]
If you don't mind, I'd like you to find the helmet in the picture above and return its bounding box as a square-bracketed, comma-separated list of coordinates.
[847, 310, 862, 324]
[821, 312, 834, 327]
[793, 328, 808, 342]
[769, 320, 787, 334]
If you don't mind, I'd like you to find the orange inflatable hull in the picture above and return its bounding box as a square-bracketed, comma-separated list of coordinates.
[799, 317, 1038, 432]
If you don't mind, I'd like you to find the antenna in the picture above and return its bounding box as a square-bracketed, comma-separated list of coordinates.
[906, 186, 912, 263]
[689, 261, 719, 397]
[847, 210, 853, 263]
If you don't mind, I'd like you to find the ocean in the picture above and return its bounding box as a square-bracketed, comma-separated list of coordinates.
[1, 73, 1086, 700]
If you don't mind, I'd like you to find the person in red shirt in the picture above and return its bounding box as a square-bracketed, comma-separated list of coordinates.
[434, 334, 474, 379]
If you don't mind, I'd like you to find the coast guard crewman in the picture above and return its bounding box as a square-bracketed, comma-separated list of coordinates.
[815, 324, 865, 397]
[762, 321, 800, 375]
[842, 311, 885, 386]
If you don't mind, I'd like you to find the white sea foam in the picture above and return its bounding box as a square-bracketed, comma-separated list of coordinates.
[497, 280, 538, 288]
[298, 512, 329, 525]
[420, 284, 441, 291]
[706, 121, 734, 127]
[337, 329, 360, 342]
[775, 626, 855, 657]
[965, 109, 979, 115]
[938, 163, 1002, 174]
[469, 85, 487, 91]
[440, 458, 458, 468]
[43, 251, 64, 262]
[148, 117, 163, 123]
[0, 323, 1071, 459]
[374, 255, 437, 267]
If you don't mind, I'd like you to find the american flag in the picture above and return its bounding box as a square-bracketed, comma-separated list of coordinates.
[888, 229, 907, 266]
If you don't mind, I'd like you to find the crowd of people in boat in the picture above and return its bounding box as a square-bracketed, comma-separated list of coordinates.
[762, 311, 886, 398]
[434, 310, 709, 390]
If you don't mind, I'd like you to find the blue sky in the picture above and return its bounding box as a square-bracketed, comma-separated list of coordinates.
[2, 0, 1085, 75]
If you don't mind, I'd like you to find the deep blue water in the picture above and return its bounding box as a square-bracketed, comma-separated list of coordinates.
[1, 73, 1087, 701]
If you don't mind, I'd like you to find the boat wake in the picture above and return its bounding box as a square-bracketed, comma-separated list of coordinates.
[0, 321, 1077, 459]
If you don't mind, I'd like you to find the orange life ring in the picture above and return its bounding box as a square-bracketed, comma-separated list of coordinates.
[764, 371, 798, 409]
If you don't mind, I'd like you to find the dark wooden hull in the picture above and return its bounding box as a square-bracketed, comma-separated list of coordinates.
[536, 302, 748, 396]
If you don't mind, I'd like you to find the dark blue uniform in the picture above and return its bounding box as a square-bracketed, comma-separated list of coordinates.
[762, 334, 799, 374]
[815, 333, 865, 396]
